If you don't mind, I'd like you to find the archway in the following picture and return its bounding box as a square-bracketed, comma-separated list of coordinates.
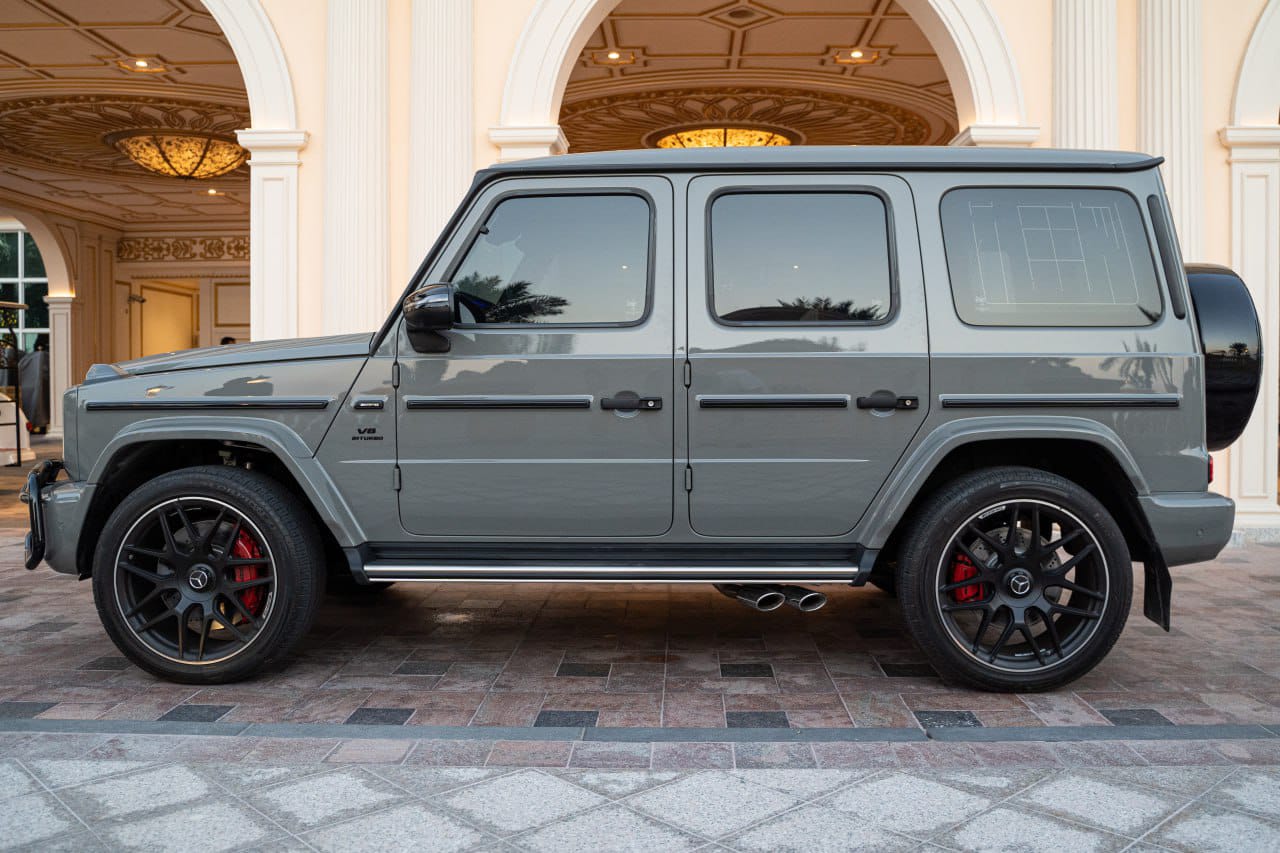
[0, 205, 74, 438]
[1222, 0, 1280, 525]
[490, 0, 1035, 160]
[201, 0, 307, 342]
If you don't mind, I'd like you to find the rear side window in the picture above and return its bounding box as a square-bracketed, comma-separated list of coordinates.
[941, 188, 1162, 327]
[450, 194, 651, 325]
[709, 192, 892, 324]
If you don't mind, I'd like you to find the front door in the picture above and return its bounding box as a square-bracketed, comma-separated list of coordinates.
[685, 175, 929, 537]
[397, 177, 676, 538]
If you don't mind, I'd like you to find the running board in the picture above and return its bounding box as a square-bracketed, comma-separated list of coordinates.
[347, 544, 878, 585]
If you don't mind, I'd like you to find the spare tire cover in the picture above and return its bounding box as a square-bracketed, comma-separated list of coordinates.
[1186, 263, 1262, 451]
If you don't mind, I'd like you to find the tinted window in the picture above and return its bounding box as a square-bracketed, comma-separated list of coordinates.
[451, 194, 650, 325]
[710, 192, 892, 323]
[941, 188, 1162, 326]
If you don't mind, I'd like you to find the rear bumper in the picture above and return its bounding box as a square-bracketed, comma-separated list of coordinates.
[1139, 491, 1235, 566]
[20, 459, 92, 575]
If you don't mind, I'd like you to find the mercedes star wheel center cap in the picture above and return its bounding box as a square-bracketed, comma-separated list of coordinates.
[1006, 569, 1033, 597]
[188, 566, 213, 591]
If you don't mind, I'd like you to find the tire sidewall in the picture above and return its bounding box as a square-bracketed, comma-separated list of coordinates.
[898, 469, 1132, 692]
[92, 466, 322, 684]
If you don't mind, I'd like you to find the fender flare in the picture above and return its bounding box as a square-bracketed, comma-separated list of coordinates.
[86, 417, 366, 547]
[858, 415, 1149, 550]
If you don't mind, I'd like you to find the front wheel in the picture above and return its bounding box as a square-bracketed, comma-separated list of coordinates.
[896, 467, 1131, 692]
[92, 466, 325, 684]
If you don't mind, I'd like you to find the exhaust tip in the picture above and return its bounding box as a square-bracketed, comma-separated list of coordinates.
[715, 584, 786, 612]
[778, 585, 828, 612]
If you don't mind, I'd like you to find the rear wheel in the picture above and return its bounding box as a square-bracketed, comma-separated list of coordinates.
[896, 467, 1131, 692]
[92, 466, 324, 683]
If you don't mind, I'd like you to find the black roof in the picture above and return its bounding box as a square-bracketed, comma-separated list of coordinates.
[481, 146, 1161, 177]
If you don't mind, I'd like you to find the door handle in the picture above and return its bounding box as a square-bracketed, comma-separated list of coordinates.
[856, 391, 919, 411]
[601, 392, 662, 411]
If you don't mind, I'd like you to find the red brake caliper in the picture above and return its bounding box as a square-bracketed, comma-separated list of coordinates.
[231, 529, 265, 617]
[949, 551, 983, 603]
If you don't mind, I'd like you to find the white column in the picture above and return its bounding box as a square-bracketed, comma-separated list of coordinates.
[1054, 0, 1118, 149]
[45, 295, 73, 437]
[324, 0, 389, 334]
[408, 0, 473, 268]
[1140, 0, 1203, 259]
[1220, 126, 1280, 526]
[237, 129, 307, 342]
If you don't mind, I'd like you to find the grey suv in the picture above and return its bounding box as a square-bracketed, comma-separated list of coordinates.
[22, 147, 1261, 692]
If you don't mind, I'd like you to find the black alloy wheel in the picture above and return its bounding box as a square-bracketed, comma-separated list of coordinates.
[897, 466, 1131, 692]
[934, 499, 1108, 672]
[114, 497, 276, 665]
[93, 465, 324, 683]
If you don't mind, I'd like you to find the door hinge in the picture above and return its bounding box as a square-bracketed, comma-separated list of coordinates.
[393, 465, 402, 491]
[684, 465, 693, 492]
[391, 362, 401, 388]
[682, 360, 692, 388]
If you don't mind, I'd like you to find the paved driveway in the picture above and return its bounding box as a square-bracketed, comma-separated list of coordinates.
[4, 449, 1280, 849]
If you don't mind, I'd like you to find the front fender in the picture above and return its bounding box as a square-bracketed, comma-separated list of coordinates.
[87, 417, 366, 547]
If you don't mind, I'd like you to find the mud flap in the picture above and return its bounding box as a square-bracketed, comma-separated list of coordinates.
[1142, 551, 1172, 631]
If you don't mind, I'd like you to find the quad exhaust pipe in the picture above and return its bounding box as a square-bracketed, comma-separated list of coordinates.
[715, 584, 827, 613]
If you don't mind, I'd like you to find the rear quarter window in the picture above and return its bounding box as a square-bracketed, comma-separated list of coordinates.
[940, 187, 1163, 327]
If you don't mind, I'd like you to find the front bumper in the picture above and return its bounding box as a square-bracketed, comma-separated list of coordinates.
[1139, 491, 1236, 566]
[20, 459, 93, 575]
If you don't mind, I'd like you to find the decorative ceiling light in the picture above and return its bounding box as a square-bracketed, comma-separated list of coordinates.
[116, 56, 167, 73]
[590, 49, 636, 66]
[833, 47, 880, 65]
[105, 130, 246, 179]
[653, 126, 794, 148]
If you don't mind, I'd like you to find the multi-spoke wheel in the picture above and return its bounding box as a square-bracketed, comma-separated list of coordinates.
[897, 467, 1131, 692]
[93, 466, 324, 683]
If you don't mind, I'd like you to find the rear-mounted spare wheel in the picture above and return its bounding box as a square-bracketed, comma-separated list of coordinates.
[1185, 264, 1262, 451]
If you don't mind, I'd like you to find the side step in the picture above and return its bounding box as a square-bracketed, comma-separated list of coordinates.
[347, 544, 878, 585]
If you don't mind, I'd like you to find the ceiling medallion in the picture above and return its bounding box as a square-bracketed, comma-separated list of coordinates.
[105, 129, 246, 179]
[652, 125, 795, 148]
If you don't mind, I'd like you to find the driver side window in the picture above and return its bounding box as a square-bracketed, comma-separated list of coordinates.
[450, 193, 651, 326]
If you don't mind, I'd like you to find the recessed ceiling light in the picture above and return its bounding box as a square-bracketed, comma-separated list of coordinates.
[115, 56, 167, 73]
[833, 47, 878, 65]
[206, 188, 222, 196]
[591, 49, 636, 66]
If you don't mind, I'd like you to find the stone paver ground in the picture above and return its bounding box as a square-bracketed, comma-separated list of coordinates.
[2, 517, 1279, 732]
[6, 448, 1280, 848]
[0, 740, 1277, 852]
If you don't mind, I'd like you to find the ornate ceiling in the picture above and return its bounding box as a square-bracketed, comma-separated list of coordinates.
[563, 0, 958, 151]
[0, 0, 248, 228]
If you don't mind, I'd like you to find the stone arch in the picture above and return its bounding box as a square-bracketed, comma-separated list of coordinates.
[1232, 0, 1280, 127]
[201, 0, 306, 341]
[491, 0, 1034, 158]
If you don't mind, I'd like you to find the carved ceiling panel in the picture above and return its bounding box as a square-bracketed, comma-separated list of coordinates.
[564, 0, 957, 150]
[0, 0, 249, 228]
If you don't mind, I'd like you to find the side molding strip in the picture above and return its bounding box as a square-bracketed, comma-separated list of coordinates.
[405, 396, 593, 410]
[939, 394, 1181, 410]
[85, 398, 332, 411]
[698, 395, 850, 409]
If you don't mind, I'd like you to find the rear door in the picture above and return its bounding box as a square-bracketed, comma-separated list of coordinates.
[685, 174, 929, 537]
[396, 176, 676, 538]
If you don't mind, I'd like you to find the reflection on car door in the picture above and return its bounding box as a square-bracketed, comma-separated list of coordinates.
[685, 175, 930, 537]
[396, 177, 676, 538]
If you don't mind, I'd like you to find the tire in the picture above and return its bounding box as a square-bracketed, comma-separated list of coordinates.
[896, 466, 1131, 692]
[92, 465, 325, 684]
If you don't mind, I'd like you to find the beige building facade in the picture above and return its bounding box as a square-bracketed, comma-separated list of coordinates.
[1, 0, 1278, 528]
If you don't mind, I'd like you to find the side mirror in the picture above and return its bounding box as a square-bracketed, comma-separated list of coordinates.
[403, 283, 454, 353]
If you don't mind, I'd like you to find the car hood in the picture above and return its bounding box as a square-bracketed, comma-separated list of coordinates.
[88, 333, 374, 381]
